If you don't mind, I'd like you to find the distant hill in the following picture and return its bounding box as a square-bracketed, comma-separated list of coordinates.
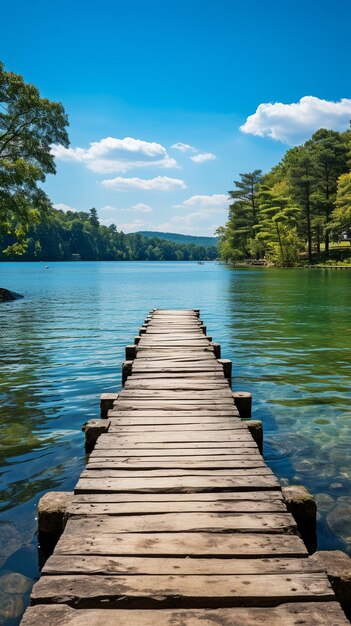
[137, 231, 218, 248]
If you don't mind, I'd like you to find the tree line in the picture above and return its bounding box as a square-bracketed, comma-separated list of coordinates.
[218, 128, 351, 265]
[0, 206, 218, 261]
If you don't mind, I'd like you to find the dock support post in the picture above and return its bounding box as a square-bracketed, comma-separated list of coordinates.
[125, 345, 137, 360]
[134, 336, 141, 345]
[100, 393, 118, 418]
[82, 419, 110, 452]
[212, 342, 221, 358]
[193, 309, 200, 317]
[218, 358, 232, 382]
[122, 360, 133, 386]
[38, 491, 73, 560]
[309, 550, 351, 615]
[246, 420, 263, 453]
[233, 391, 252, 418]
[282, 485, 317, 553]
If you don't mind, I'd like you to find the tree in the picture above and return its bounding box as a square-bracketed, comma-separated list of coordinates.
[220, 170, 263, 260]
[229, 170, 262, 236]
[0, 61, 69, 253]
[305, 129, 349, 255]
[287, 147, 316, 263]
[255, 183, 301, 266]
[331, 172, 351, 237]
[89, 207, 100, 228]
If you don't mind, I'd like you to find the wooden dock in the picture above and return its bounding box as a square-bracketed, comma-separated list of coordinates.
[21, 309, 348, 625]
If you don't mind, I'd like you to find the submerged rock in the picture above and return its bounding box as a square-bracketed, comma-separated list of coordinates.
[0, 572, 31, 621]
[327, 502, 351, 544]
[0, 288, 23, 302]
[0, 591, 24, 621]
[0, 572, 32, 594]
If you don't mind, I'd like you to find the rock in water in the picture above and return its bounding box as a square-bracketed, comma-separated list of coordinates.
[0, 288, 23, 302]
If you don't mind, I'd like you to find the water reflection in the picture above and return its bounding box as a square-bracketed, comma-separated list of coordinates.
[225, 267, 351, 554]
[0, 261, 350, 625]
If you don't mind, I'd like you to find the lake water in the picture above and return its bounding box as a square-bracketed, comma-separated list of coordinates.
[0, 261, 350, 625]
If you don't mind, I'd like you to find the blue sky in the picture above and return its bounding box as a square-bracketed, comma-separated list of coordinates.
[2, 0, 351, 235]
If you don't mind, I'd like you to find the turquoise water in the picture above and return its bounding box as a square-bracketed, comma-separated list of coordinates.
[0, 261, 350, 624]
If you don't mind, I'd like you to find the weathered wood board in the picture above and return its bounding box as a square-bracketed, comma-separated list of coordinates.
[55, 531, 308, 557]
[31, 572, 334, 608]
[20, 603, 351, 626]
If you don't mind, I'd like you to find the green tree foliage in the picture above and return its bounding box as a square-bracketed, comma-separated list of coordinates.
[286, 146, 316, 263]
[88, 207, 100, 228]
[219, 170, 262, 261]
[254, 182, 302, 266]
[331, 172, 351, 235]
[0, 61, 69, 253]
[305, 129, 349, 255]
[219, 127, 351, 265]
[0, 206, 218, 261]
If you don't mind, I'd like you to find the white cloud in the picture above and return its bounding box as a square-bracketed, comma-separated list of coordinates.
[175, 194, 230, 210]
[87, 156, 177, 174]
[99, 217, 119, 227]
[170, 142, 197, 152]
[156, 218, 219, 236]
[128, 203, 153, 213]
[156, 204, 225, 236]
[101, 176, 187, 191]
[119, 219, 148, 232]
[53, 203, 77, 212]
[190, 152, 216, 163]
[240, 96, 351, 144]
[52, 136, 178, 174]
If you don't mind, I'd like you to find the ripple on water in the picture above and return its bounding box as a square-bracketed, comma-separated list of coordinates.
[263, 437, 293, 461]
[0, 524, 22, 570]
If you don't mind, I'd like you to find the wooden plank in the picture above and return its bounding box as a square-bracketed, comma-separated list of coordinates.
[133, 356, 218, 362]
[55, 531, 307, 557]
[132, 362, 220, 369]
[135, 351, 216, 356]
[81, 468, 274, 478]
[94, 432, 254, 443]
[43, 555, 318, 576]
[72, 491, 283, 503]
[86, 459, 266, 470]
[90, 448, 261, 457]
[20, 603, 351, 626]
[124, 381, 229, 389]
[114, 404, 238, 412]
[139, 333, 209, 337]
[107, 424, 246, 433]
[138, 341, 211, 347]
[94, 440, 259, 449]
[30, 573, 334, 609]
[64, 512, 296, 534]
[74, 475, 280, 493]
[67, 499, 286, 516]
[109, 404, 241, 416]
[106, 416, 240, 425]
[129, 372, 225, 379]
[116, 395, 234, 403]
[136, 347, 215, 353]
[118, 391, 234, 398]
